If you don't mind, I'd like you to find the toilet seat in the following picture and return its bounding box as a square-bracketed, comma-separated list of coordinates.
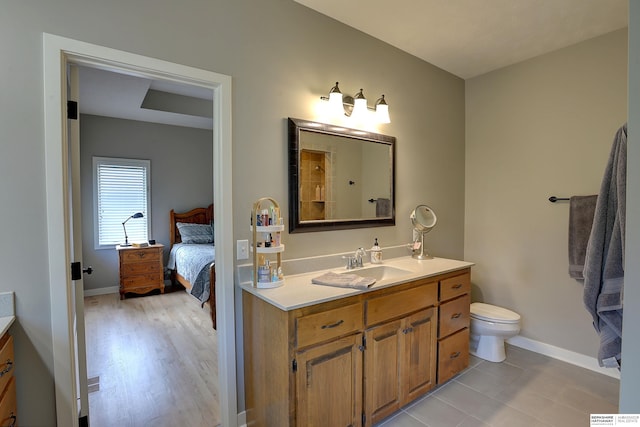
[470, 302, 520, 324]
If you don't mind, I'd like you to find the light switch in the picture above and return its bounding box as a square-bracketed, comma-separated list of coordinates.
[237, 239, 249, 260]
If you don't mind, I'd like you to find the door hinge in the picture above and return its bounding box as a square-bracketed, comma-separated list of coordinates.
[362, 412, 366, 426]
[67, 100, 78, 120]
[292, 359, 297, 372]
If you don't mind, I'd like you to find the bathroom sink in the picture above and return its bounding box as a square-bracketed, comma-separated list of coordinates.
[345, 265, 412, 281]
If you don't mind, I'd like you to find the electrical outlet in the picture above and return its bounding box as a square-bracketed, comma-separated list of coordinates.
[237, 239, 249, 260]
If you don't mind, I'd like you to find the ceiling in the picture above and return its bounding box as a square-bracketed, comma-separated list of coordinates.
[78, 66, 214, 130]
[294, 0, 629, 79]
[80, 1, 628, 128]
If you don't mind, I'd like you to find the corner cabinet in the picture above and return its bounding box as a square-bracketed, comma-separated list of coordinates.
[242, 268, 471, 427]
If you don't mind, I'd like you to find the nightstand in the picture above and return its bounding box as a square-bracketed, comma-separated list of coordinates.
[116, 244, 165, 299]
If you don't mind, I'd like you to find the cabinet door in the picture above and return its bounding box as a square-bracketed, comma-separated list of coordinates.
[364, 319, 403, 425]
[296, 334, 363, 427]
[404, 308, 437, 403]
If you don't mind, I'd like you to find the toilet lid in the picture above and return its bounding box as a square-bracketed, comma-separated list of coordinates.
[470, 302, 520, 324]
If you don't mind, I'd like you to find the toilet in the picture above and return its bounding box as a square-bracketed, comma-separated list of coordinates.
[469, 302, 521, 362]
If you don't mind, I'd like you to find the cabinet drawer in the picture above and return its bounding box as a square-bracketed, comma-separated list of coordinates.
[0, 376, 16, 427]
[440, 273, 470, 301]
[439, 294, 470, 338]
[296, 303, 363, 348]
[0, 335, 14, 398]
[121, 261, 160, 276]
[437, 328, 469, 384]
[366, 283, 437, 326]
[121, 273, 163, 288]
[121, 248, 161, 263]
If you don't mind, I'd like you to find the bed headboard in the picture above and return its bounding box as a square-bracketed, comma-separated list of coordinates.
[170, 204, 214, 247]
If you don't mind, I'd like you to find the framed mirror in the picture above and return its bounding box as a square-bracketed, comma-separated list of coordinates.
[288, 117, 395, 233]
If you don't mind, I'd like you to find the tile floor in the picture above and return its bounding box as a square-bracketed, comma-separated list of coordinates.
[376, 345, 620, 427]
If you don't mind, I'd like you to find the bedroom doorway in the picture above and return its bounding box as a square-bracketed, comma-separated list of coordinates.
[44, 34, 236, 427]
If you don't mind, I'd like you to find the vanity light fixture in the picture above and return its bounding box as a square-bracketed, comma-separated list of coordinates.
[320, 82, 391, 123]
[328, 82, 344, 116]
[351, 88, 368, 120]
[375, 95, 390, 124]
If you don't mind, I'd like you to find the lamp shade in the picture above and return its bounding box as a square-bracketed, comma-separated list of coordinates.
[328, 82, 344, 117]
[351, 88, 367, 120]
[375, 95, 390, 123]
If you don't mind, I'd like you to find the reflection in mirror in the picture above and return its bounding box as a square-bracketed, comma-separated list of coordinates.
[410, 205, 437, 260]
[288, 118, 395, 233]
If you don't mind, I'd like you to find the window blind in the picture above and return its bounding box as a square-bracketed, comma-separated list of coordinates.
[94, 158, 150, 247]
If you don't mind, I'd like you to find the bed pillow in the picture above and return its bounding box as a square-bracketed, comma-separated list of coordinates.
[177, 222, 214, 244]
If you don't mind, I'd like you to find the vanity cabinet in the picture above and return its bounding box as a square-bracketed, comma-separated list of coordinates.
[0, 333, 16, 427]
[363, 281, 438, 425]
[295, 334, 363, 427]
[437, 273, 471, 384]
[242, 268, 471, 427]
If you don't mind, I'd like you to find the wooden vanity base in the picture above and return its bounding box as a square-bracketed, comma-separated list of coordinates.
[243, 267, 471, 426]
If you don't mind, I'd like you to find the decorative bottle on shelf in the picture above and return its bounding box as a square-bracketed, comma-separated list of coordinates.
[315, 185, 321, 200]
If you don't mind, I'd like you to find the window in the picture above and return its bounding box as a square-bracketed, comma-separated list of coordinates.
[93, 157, 151, 249]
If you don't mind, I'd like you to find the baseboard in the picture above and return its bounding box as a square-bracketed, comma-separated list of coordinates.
[507, 335, 620, 379]
[83, 286, 119, 297]
[237, 410, 246, 427]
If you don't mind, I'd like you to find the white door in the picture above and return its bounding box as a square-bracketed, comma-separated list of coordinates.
[68, 64, 91, 423]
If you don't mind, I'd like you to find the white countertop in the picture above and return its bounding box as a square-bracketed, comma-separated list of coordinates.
[0, 291, 16, 337]
[239, 256, 474, 311]
[0, 317, 15, 337]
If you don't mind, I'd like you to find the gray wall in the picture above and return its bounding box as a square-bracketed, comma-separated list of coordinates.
[1, 1, 464, 424]
[465, 29, 627, 358]
[80, 115, 213, 292]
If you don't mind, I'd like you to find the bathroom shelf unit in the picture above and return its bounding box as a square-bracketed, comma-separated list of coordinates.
[251, 197, 285, 289]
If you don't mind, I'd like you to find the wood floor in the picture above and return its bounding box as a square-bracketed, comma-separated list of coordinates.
[84, 289, 220, 427]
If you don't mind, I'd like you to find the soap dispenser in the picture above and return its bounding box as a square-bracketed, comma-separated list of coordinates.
[370, 238, 382, 264]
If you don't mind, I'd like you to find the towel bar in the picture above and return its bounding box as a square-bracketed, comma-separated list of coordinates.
[548, 196, 570, 203]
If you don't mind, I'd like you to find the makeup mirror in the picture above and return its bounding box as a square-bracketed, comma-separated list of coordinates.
[410, 205, 437, 259]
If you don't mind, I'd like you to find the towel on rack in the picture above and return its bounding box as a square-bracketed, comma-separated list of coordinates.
[583, 123, 626, 369]
[568, 195, 598, 280]
[376, 198, 391, 217]
[311, 271, 376, 289]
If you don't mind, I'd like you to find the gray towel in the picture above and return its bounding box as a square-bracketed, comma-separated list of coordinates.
[568, 195, 597, 280]
[311, 271, 376, 289]
[583, 123, 626, 369]
[376, 198, 391, 217]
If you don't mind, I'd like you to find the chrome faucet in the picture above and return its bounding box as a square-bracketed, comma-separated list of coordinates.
[343, 247, 367, 269]
[354, 247, 367, 268]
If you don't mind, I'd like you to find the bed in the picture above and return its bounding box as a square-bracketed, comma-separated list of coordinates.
[167, 204, 216, 329]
